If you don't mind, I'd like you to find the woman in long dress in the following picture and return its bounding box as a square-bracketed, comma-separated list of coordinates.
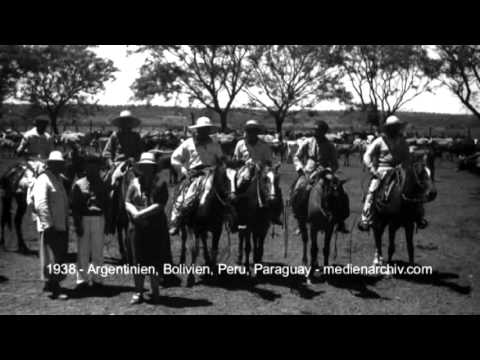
[125, 152, 171, 304]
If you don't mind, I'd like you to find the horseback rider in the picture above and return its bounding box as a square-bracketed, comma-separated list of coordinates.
[358, 115, 429, 232]
[102, 110, 144, 168]
[232, 119, 283, 225]
[16, 115, 54, 159]
[16, 115, 54, 176]
[169, 117, 229, 236]
[292, 120, 349, 233]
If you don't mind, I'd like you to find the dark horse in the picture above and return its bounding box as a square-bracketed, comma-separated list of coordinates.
[291, 167, 350, 279]
[178, 165, 232, 286]
[371, 153, 437, 266]
[0, 146, 86, 252]
[232, 163, 281, 271]
[103, 160, 136, 263]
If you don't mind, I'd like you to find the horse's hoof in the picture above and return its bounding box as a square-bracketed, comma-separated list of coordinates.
[186, 274, 196, 288]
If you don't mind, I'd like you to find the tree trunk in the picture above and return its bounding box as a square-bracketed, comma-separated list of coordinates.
[275, 114, 284, 142]
[49, 113, 59, 135]
[220, 111, 228, 132]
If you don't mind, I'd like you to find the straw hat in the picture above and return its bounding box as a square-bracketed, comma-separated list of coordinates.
[47, 151, 65, 163]
[137, 152, 157, 165]
[188, 117, 218, 130]
[244, 120, 264, 131]
[111, 110, 141, 129]
[384, 115, 405, 127]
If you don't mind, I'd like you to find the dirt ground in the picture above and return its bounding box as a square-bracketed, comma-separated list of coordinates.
[0, 154, 479, 315]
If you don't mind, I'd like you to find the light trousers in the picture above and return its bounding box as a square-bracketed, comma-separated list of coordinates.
[76, 216, 105, 284]
[361, 167, 392, 223]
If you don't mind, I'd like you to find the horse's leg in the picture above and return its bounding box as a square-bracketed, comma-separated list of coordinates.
[405, 222, 415, 265]
[299, 221, 309, 266]
[323, 223, 334, 267]
[244, 230, 252, 271]
[387, 224, 398, 264]
[310, 225, 319, 269]
[237, 229, 244, 265]
[373, 222, 387, 265]
[210, 225, 222, 268]
[0, 195, 11, 248]
[116, 223, 126, 264]
[14, 193, 28, 253]
[180, 227, 187, 264]
[201, 232, 211, 268]
[187, 230, 200, 287]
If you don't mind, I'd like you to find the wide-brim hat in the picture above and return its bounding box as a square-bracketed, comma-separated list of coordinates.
[384, 115, 406, 127]
[111, 110, 141, 128]
[47, 151, 65, 163]
[137, 152, 157, 165]
[188, 116, 219, 130]
[34, 115, 50, 126]
[244, 120, 264, 132]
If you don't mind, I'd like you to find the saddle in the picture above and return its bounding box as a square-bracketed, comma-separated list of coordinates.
[374, 167, 405, 215]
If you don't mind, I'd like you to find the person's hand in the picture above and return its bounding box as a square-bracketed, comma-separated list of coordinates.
[297, 168, 305, 176]
[370, 168, 381, 178]
[75, 226, 84, 238]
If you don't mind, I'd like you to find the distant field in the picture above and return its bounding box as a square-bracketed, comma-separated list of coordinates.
[1, 103, 480, 138]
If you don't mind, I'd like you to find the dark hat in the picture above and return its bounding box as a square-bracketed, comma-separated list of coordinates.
[34, 115, 50, 126]
[315, 120, 330, 133]
[111, 110, 141, 128]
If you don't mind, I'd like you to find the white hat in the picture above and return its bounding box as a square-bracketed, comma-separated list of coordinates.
[111, 110, 141, 128]
[245, 119, 262, 130]
[385, 115, 405, 127]
[189, 117, 218, 130]
[137, 152, 157, 165]
[47, 151, 65, 162]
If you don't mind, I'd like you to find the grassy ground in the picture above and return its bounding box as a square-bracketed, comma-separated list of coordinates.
[0, 154, 479, 314]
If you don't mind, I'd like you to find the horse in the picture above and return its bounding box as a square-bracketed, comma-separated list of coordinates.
[232, 163, 281, 271]
[371, 153, 437, 267]
[0, 147, 86, 252]
[291, 167, 350, 281]
[177, 165, 232, 286]
[103, 159, 136, 263]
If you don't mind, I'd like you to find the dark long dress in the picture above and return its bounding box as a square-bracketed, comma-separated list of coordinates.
[125, 174, 172, 272]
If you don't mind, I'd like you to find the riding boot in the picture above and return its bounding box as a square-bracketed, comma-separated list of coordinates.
[337, 221, 350, 234]
[416, 218, 428, 229]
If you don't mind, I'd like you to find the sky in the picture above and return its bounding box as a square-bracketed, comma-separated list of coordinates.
[91, 45, 472, 115]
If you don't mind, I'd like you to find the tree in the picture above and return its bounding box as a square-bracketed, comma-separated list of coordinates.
[340, 45, 440, 125]
[0, 45, 37, 120]
[245, 45, 350, 139]
[132, 45, 254, 131]
[436, 45, 480, 120]
[17, 45, 117, 134]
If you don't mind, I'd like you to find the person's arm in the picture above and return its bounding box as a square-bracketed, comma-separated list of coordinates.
[330, 143, 339, 172]
[102, 134, 116, 163]
[134, 180, 168, 220]
[363, 138, 380, 174]
[171, 141, 189, 177]
[33, 176, 53, 231]
[16, 135, 28, 155]
[232, 141, 242, 162]
[70, 184, 84, 237]
[124, 184, 139, 218]
[293, 140, 308, 173]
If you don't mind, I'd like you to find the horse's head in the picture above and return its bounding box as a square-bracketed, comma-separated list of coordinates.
[404, 152, 437, 203]
[259, 163, 281, 203]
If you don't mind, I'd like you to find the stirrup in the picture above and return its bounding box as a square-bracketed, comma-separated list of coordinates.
[357, 221, 371, 232]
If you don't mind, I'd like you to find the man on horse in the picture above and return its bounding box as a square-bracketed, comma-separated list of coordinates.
[16, 115, 54, 176]
[357, 115, 429, 232]
[232, 119, 283, 225]
[102, 110, 144, 168]
[169, 116, 229, 236]
[292, 120, 349, 233]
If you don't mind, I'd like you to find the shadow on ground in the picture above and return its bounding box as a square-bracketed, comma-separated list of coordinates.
[199, 262, 324, 301]
[320, 263, 389, 300]
[391, 260, 472, 295]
